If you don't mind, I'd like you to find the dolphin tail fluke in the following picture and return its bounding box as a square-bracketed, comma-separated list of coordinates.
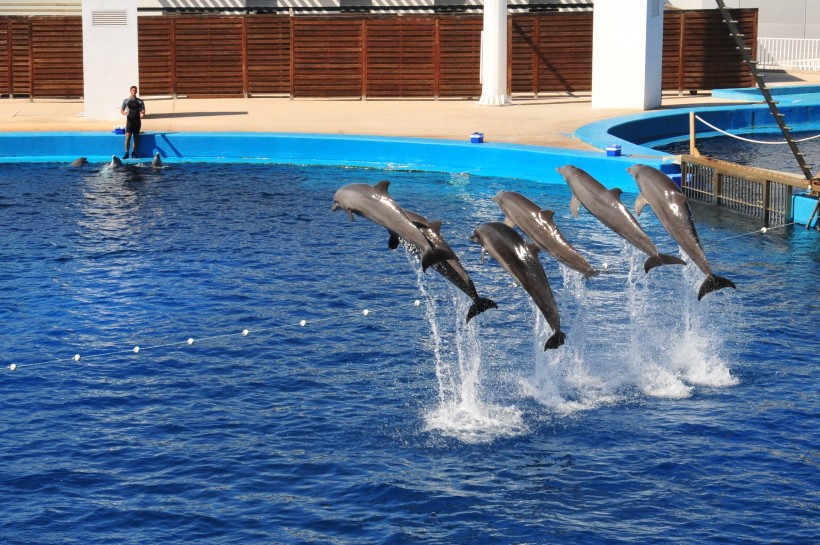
[544, 330, 566, 350]
[420, 248, 456, 272]
[643, 253, 687, 273]
[466, 297, 498, 323]
[697, 274, 736, 301]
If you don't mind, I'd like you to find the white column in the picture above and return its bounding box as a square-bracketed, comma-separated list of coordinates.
[478, 0, 511, 106]
[82, 0, 139, 121]
[591, 0, 664, 110]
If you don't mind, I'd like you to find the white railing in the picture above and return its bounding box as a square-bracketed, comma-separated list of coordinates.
[757, 37, 820, 71]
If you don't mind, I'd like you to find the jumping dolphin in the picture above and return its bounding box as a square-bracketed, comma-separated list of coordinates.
[109, 155, 123, 169]
[69, 157, 88, 167]
[471, 222, 566, 350]
[389, 209, 497, 322]
[557, 165, 686, 273]
[627, 164, 736, 300]
[331, 180, 457, 271]
[151, 151, 163, 168]
[493, 190, 599, 278]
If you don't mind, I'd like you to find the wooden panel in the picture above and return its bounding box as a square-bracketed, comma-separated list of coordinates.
[30, 16, 82, 97]
[437, 16, 481, 98]
[138, 16, 174, 96]
[509, 13, 606, 95]
[663, 10, 756, 92]
[292, 18, 363, 98]
[365, 17, 436, 98]
[246, 15, 290, 96]
[173, 16, 245, 97]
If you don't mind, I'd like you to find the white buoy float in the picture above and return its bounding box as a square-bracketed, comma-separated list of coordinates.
[133, 346, 140, 354]
[187, 338, 195, 346]
[242, 329, 249, 336]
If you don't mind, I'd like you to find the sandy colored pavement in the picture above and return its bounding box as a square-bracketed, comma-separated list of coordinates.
[1, 71, 818, 151]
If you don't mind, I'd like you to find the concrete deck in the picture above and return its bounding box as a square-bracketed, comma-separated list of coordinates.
[2, 71, 820, 151]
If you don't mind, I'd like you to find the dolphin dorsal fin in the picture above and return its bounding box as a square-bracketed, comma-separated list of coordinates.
[503, 216, 516, 228]
[428, 220, 442, 234]
[374, 180, 391, 194]
[635, 195, 649, 216]
[608, 188, 623, 202]
[570, 196, 581, 219]
[538, 209, 555, 222]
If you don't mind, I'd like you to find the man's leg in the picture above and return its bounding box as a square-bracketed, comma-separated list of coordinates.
[123, 133, 131, 159]
[132, 129, 140, 158]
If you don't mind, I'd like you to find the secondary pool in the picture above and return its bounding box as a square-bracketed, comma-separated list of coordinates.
[0, 162, 817, 544]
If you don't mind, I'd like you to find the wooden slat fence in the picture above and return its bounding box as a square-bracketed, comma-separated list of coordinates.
[0, 9, 757, 99]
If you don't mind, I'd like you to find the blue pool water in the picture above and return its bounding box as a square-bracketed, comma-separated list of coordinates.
[657, 129, 820, 176]
[0, 161, 817, 544]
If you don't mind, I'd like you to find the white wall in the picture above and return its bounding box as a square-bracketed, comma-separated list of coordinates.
[666, 0, 820, 39]
[592, 0, 665, 109]
[82, 0, 139, 121]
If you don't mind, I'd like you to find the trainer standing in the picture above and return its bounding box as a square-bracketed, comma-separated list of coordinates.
[120, 85, 145, 159]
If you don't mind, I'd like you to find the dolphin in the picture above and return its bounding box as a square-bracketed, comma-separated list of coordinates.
[331, 180, 456, 271]
[471, 222, 566, 350]
[493, 190, 599, 279]
[69, 157, 88, 167]
[109, 155, 123, 169]
[151, 151, 163, 168]
[557, 165, 686, 273]
[389, 209, 497, 322]
[627, 164, 736, 300]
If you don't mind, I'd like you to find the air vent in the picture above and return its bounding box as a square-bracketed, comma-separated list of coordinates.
[92, 10, 128, 26]
[650, 0, 661, 18]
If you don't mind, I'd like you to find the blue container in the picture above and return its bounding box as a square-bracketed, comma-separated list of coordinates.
[470, 132, 484, 144]
[112, 127, 125, 135]
[606, 144, 621, 157]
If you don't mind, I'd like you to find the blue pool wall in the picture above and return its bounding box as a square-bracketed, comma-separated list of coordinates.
[0, 131, 675, 191]
[574, 90, 820, 228]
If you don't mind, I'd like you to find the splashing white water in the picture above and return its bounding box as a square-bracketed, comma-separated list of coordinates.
[412, 258, 527, 443]
[523, 242, 738, 414]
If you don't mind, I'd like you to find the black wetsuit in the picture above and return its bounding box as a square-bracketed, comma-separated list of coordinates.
[121, 96, 145, 134]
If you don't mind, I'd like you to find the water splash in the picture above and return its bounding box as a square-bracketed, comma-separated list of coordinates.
[524, 242, 739, 414]
[410, 253, 527, 443]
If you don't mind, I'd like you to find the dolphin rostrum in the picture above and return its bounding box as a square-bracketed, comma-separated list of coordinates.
[627, 164, 736, 300]
[471, 222, 566, 350]
[109, 155, 123, 169]
[331, 180, 456, 271]
[493, 190, 599, 279]
[557, 165, 686, 273]
[151, 151, 164, 168]
[389, 209, 497, 322]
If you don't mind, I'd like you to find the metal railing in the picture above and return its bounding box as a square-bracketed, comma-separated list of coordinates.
[679, 154, 812, 227]
[757, 37, 820, 71]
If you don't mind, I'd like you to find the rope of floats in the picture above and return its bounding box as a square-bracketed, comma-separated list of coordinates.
[4, 301, 423, 373]
[694, 114, 820, 145]
[3, 221, 796, 374]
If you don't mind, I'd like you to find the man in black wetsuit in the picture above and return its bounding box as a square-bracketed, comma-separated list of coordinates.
[120, 85, 145, 159]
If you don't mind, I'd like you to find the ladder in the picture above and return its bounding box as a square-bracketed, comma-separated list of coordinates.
[714, 0, 815, 184]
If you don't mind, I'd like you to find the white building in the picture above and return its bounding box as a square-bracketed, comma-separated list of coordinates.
[666, 1, 820, 39]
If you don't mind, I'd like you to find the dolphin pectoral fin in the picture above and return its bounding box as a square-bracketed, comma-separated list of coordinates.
[697, 274, 736, 301]
[570, 196, 581, 218]
[503, 216, 516, 228]
[374, 180, 391, 194]
[608, 188, 623, 202]
[635, 194, 649, 216]
[644, 253, 687, 273]
[346, 209, 356, 222]
[387, 231, 400, 250]
[466, 297, 498, 323]
[526, 243, 540, 257]
[544, 330, 566, 350]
